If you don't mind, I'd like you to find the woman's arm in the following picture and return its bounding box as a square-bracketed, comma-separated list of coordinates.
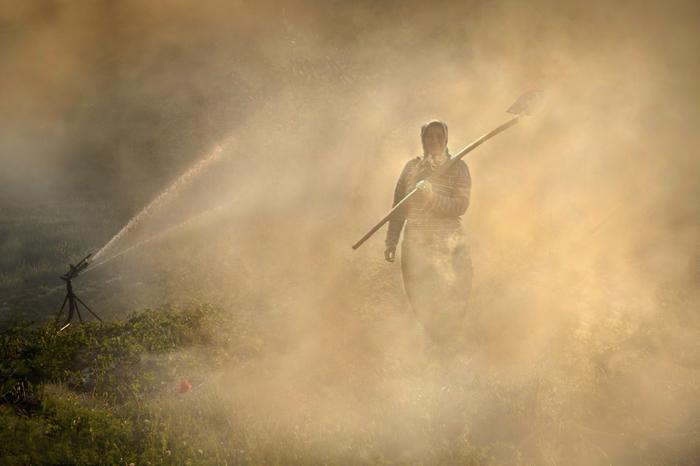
[427, 161, 471, 216]
[385, 160, 415, 248]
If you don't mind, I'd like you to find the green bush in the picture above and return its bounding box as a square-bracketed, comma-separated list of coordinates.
[0, 306, 258, 465]
[0, 306, 223, 407]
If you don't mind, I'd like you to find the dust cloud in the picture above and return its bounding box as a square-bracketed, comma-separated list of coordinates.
[2, 0, 699, 463]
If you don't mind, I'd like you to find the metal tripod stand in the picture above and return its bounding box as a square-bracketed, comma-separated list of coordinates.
[54, 253, 103, 331]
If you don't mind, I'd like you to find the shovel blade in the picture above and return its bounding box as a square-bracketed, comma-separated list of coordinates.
[507, 89, 545, 116]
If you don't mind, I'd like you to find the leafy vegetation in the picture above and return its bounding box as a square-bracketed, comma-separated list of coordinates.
[0, 306, 262, 465]
[2, 289, 698, 464]
[0, 306, 502, 465]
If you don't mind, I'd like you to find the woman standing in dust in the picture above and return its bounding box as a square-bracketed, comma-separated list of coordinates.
[384, 120, 473, 349]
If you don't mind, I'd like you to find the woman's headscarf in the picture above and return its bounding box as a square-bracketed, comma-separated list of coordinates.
[420, 120, 449, 157]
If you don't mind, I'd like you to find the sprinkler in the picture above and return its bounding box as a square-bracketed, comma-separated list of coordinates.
[54, 253, 103, 331]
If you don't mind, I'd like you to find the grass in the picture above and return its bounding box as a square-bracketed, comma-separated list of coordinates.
[2, 203, 699, 464]
[0, 305, 506, 465]
[2, 295, 700, 465]
[0, 306, 262, 465]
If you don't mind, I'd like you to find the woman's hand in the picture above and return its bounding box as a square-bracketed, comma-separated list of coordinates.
[384, 245, 396, 262]
[416, 180, 434, 200]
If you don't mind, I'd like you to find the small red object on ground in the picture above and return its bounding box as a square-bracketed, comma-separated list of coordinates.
[178, 378, 192, 393]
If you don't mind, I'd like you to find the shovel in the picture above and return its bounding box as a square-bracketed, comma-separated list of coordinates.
[351, 90, 544, 250]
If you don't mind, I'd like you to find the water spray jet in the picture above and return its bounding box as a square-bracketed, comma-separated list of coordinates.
[83, 202, 229, 274]
[92, 141, 228, 263]
[48, 139, 238, 325]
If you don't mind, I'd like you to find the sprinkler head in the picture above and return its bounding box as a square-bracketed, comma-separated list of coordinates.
[61, 253, 92, 281]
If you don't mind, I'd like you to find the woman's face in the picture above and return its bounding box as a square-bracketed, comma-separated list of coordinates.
[424, 125, 447, 157]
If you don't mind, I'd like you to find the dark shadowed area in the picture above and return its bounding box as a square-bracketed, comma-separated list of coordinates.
[1, 0, 699, 464]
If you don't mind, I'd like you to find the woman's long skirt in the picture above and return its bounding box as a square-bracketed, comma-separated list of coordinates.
[401, 229, 473, 345]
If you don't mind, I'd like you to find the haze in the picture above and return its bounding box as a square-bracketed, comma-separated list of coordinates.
[1, 1, 699, 464]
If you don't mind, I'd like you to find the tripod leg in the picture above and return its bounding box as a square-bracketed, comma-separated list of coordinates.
[75, 302, 84, 324]
[74, 295, 104, 322]
[68, 296, 82, 324]
[66, 297, 76, 324]
[58, 298, 77, 332]
[54, 294, 70, 327]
